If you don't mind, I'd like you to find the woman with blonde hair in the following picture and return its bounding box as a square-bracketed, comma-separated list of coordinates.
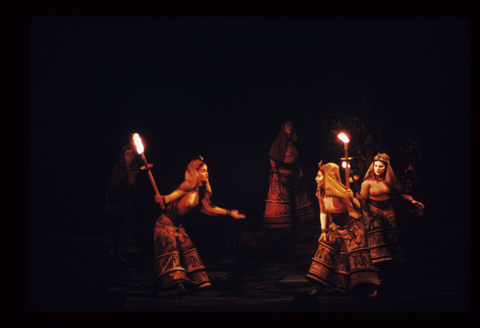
[152, 157, 245, 297]
[306, 162, 380, 297]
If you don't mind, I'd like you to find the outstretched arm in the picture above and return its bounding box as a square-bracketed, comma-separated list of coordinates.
[201, 197, 246, 219]
[402, 194, 425, 209]
[154, 189, 186, 209]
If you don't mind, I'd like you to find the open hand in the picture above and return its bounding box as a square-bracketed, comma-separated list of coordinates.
[230, 209, 246, 219]
[412, 200, 425, 209]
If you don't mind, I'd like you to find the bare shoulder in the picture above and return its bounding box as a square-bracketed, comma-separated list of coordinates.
[361, 179, 372, 187]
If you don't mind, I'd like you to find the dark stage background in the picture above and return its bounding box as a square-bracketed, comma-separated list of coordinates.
[28, 16, 470, 309]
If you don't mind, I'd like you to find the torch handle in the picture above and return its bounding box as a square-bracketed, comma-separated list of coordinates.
[140, 153, 165, 209]
[344, 143, 350, 189]
[345, 166, 350, 189]
[147, 170, 160, 196]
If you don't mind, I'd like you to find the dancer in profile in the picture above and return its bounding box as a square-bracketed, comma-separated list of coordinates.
[153, 157, 245, 297]
[306, 162, 380, 297]
[263, 119, 315, 229]
[358, 153, 424, 281]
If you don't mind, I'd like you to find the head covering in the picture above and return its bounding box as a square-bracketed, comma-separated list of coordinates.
[317, 162, 347, 198]
[363, 153, 404, 192]
[109, 144, 140, 187]
[268, 120, 298, 164]
[317, 161, 360, 219]
[179, 157, 213, 198]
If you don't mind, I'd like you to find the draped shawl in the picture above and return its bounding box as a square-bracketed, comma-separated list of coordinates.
[268, 120, 298, 164]
[317, 162, 360, 219]
[363, 153, 405, 193]
[108, 144, 140, 189]
[174, 158, 215, 217]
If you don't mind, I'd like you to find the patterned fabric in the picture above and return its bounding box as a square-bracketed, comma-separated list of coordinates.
[152, 158, 214, 291]
[307, 162, 379, 293]
[263, 169, 315, 228]
[264, 121, 315, 227]
[268, 120, 298, 165]
[364, 199, 407, 263]
[153, 214, 211, 290]
[103, 199, 140, 255]
[306, 214, 380, 293]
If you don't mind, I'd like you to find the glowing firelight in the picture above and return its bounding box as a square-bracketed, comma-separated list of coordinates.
[338, 132, 351, 189]
[132, 133, 144, 154]
[338, 132, 350, 144]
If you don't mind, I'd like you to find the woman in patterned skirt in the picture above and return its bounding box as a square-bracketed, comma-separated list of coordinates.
[306, 162, 380, 297]
[359, 153, 424, 281]
[153, 157, 245, 297]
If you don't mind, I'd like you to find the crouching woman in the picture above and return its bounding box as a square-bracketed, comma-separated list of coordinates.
[153, 158, 245, 297]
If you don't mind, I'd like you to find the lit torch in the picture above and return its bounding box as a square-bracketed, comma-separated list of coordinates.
[132, 133, 165, 209]
[337, 132, 353, 190]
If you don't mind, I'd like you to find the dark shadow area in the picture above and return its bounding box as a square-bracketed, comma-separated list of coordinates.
[27, 15, 470, 314]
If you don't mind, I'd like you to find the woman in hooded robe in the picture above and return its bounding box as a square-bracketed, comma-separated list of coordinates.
[359, 153, 424, 265]
[306, 162, 380, 297]
[152, 158, 245, 297]
[263, 120, 315, 228]
[104, 144, 143, 262]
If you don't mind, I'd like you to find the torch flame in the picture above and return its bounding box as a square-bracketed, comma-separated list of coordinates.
[338, 132, 350, 144]
[132, 133, 144, 154]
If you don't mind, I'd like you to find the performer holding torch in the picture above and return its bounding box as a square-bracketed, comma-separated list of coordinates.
[132, 133, 245, 298]
[306, 160, 379, 297]
[305, 131, 380, 297]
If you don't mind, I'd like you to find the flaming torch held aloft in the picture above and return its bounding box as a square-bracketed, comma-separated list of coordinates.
[132, 133, 165, 209]
[337, 132, 353, 190]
